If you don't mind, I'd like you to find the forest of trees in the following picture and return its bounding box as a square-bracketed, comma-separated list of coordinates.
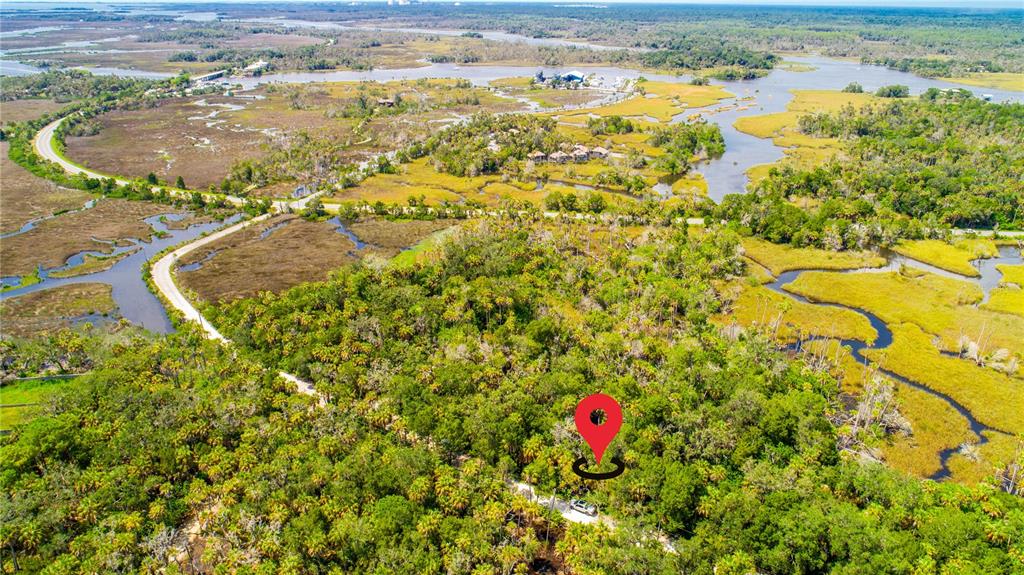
[717, 91, 1023, 247]
[0, 70, 152, 103]
[418, 114, 566, 178]
[3, 218, 1024, 572]
[639, 40, 778, 73]
[648, 121, 726, 176]
[322, 3, 1023, 75]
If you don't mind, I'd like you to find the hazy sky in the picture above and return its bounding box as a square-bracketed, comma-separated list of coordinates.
[2, 0, 1020, 3]
[4, 0, 1022, 6]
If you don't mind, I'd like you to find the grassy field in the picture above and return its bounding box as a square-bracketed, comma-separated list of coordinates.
[541, 183, 640, 209]
[721, 284, 876, 344]
[785, 269, 1024, 359]
[328, 158, 496, 206]
[348, 218, 457, 253]
[538, 157, 664, 192]
[884, 381, 974, 480]
[329, 154, 653, 209]
[862, 322, 1024, 435]
[0, 99, 68, 125]
[997, 263, 1024, 286]
[390, 225, 462, 269]
[178, 215, 359, 303]
[47, 250, 136, 279]
[10, 28, 323, 75]
[0, 141, 95, 236]
[983, 287, 1024, 318]
[733, 90, 878, 184]
[489, 77, 604, 109]
[802, 339, 972, 479]
[0, 283, 116, 338]
[741, 237, 886, 275]
[800, 337, 980, 480]
[67, 80, 523, 194]
[893, 238, 998, 277]
[638, 81, 733, 108]
[734, 90, 877, 138]
[557, 123, 665, 157]
[0, 377, 77, 429]
[554, 79, 731, 124]
[938, 72, 1024, 92]
[66, 96, 270, 190]
[177, 215, 451, 303]
[946, 431, 1023, 485]
[480, 182, 548, 205]
[777, 62, 818, 72]
[671, 173, 708, 197]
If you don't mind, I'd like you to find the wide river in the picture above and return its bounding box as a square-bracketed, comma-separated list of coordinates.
[2, 23, 1022, 329]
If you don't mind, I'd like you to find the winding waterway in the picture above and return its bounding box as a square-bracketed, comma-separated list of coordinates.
[3, 24, 1022, 459]
[763, 246, 1023, 479]
[222, 55, 1021, 202]
[1, 213, 242, 333]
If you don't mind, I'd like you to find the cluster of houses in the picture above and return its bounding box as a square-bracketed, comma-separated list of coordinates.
[527, 144, 609, 164]
[533, 70, 588, 88]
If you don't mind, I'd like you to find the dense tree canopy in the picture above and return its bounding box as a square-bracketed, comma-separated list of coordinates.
[3, 223, 1023, 572]
[718, 94, 1024, 247]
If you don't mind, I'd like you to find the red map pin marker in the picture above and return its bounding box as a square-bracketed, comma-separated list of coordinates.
[574, 393, 622, 465]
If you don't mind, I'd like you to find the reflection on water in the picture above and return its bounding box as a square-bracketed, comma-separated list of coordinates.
[975, 246, 1023, 303]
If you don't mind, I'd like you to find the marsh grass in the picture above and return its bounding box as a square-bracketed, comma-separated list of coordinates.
[786, 269, 1024, 357]
[983, 287, 1024, 318]
[801, 339, 972, 480]
[0, 199, 169, 277]
[1, 141, 93, 236]
[894, 238, 998, 277]
[721, 284, 876, 344]
[946, 431, 1023, 485]
[938, 72, 1024, 92]
[48, 250, 136, 279]
[0, 283, 116, 338]
[637, 81, 733, 108]
[733, 90, 878, 183]
[997, 263, 1024, 286]
[741, 237, 885, 275]
[0, 377, 73, 429]
[863, 322, 1024, 435]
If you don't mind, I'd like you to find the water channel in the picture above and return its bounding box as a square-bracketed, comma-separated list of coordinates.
[3, 22, 1022, 473]
[1, 213, 243, 333]
[763, 245, 1023, 479]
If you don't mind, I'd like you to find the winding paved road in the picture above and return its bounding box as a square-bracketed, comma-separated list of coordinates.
[33, 117, 325, 213]
[33, 116, 327, 396]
